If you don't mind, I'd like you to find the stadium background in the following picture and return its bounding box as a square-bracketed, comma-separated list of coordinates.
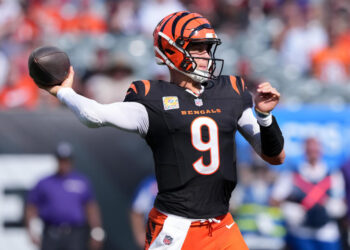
[0, 0, 350, 249]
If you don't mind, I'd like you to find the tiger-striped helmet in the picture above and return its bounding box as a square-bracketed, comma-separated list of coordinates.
[153, 11, 223, 83]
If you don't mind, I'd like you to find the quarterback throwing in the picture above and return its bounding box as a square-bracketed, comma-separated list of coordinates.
[40, 11, 285, 250]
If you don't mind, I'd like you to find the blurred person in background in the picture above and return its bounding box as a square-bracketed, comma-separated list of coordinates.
[25, 142, 104, 250]
[0, 58, 39, 109]
[311, 7, 350, 84]
[28, 0, 66, 38]
[130, 175, 158, 249]
[0, 0, 22, 40]
[107, 0, 140, 35]
[184, 0, 218, 28]
[230, 153, 286, 250]
[28, 0, 107, 36]
[37, 11, 285, 249]
[85, 54, 135, 103]
[137, 0, 186, 36]
[271, 137, 346, 250]
[215, 0, 250, 35]
[0, 0, 44, 109]
[60, 1, 106, 35]
[274, 0, 328, 76]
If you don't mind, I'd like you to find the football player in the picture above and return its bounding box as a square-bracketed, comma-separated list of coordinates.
[40, 11, 285, 250]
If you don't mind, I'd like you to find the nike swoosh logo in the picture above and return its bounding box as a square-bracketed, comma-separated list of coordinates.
[226, 222, 235, 229]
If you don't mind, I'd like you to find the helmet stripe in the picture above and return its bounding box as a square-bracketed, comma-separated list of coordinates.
[180, 17, 204, 38]
[158, 13, 178, 54]
[188, 23, 212, 38]
[171, 12, 190, 38]
[160, 13, 178, 32]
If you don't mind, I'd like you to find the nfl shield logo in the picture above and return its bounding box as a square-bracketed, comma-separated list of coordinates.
[194, 98, 203, 107]
[163, 235, 173, 245]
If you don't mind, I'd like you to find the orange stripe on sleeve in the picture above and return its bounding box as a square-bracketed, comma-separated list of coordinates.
[241, 78, 245, 90]
[130, 83, 138, 94]
[141, 80, 151, 96]
[229, 76, 240, 95]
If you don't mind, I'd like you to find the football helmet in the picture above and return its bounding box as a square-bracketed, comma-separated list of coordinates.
[153, 11, 223, 83]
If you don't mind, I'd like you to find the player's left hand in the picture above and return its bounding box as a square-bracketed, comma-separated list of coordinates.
[253, 82, 280, 113]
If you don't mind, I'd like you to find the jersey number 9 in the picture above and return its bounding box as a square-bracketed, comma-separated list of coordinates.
[191, 117, 220, 175]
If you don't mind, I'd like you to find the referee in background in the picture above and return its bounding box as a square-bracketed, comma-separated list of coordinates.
[25, 142, 105, 250]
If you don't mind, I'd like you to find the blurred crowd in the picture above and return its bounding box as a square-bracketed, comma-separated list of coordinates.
[230, 137, 350, 250]
[1, 0, 350, 109]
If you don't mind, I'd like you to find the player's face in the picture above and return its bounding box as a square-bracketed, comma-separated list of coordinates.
[187, 43, 210, 72]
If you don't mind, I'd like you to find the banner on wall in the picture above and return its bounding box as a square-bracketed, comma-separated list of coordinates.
[237, 105, 350, 170]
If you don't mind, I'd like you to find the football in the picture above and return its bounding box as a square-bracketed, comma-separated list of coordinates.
[28, 46, 70, 86]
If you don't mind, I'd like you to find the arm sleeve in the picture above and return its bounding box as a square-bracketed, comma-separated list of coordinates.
[238, 109, 283, 158]
[237, 108, 262, 155]
[57, 88, 149, 136]
[27, 182, 42, 206]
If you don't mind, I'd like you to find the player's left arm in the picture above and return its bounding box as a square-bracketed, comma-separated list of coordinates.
[238, 82, 285, 165]
[254, 82, 285, 164]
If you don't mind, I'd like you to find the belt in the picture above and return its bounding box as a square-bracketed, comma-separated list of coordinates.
[45, 223, 86, 232]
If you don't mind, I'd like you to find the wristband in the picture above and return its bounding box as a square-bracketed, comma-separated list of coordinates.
[90, 227, 105, 242]
[260, 116, 284, 157]
[256, 113, 272, 127]
[254, 107, 272, 127]
[254, 107, 270, 117]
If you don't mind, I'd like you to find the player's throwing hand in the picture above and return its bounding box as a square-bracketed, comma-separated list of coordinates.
[253, 82, 280, 113]
[39, 66, 75, 97]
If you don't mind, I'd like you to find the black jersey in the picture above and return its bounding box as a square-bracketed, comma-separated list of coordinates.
[124, 75, 252, 218]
